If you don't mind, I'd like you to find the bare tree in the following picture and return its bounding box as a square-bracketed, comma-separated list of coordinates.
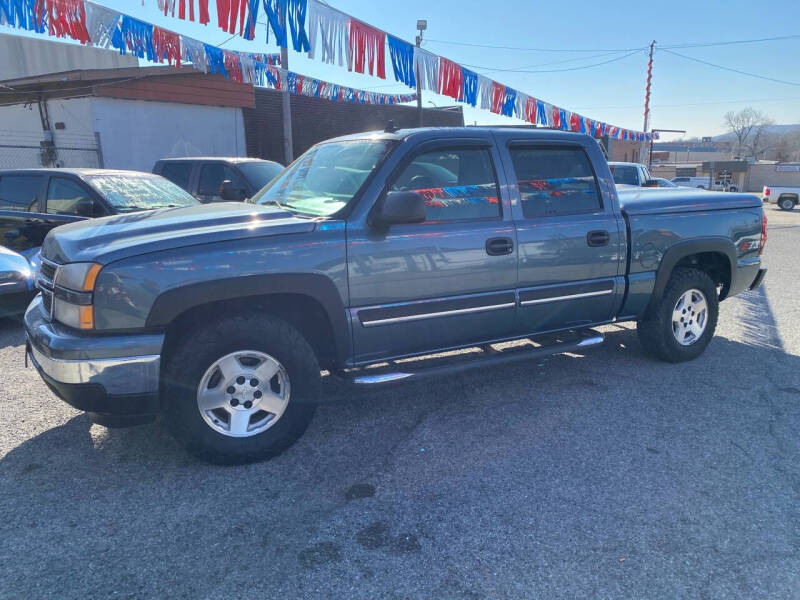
[723, 108, 772, 158]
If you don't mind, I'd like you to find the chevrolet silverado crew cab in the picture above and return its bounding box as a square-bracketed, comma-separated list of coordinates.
[25, 128, 768, 464]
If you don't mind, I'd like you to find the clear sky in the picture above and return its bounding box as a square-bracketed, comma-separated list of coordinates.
[5, 0, 800, 140]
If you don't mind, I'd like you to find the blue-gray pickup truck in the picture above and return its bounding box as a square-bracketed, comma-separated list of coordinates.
[24, 127, 767, 464]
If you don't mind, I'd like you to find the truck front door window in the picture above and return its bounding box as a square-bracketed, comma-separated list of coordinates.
[390, 148, 501, 222]
[46, 178, 96, 216]
[198, 164, 241, 202]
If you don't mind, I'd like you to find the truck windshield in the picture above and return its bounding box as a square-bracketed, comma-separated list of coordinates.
[610, 165, 638, 186]
[253, 139, 396, 216]
[87, 174, 198, 213]
[238, 161, 284, 190]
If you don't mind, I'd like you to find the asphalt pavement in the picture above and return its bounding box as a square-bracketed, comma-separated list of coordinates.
[1, 204, 799, 599]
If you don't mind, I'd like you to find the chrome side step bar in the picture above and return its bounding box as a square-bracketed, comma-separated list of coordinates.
[337, 329, 604, 387]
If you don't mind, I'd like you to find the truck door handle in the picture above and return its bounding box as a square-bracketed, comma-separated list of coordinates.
[587, 230, 610, 247]
[486, 237, 514, 256]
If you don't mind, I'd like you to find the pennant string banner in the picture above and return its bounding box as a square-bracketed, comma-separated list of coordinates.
[0, 0, 653, 140]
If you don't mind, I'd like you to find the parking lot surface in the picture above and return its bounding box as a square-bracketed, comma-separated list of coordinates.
[1, 206, 799, 599]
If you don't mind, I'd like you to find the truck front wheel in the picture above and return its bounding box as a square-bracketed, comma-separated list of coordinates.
[162, 312, 319, 465]
[637, 268, 719, 363]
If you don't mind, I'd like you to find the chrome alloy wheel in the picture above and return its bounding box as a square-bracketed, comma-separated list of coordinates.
[196, 351, 291, 438]
[672, 289, 709, 346]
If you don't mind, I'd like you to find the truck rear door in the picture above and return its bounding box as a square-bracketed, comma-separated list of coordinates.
[498, 137, 625, 335]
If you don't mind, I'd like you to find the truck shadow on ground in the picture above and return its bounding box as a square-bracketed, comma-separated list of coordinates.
[2, 289, 799, 597]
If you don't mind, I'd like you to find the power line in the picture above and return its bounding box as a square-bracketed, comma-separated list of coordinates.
[661, 34, 800, 49]
[660, 48, 800, 87]
[461, 49, 644, 74]
[465, 49, 641, 76]
[425, 33, 800, 53]
[567, 96, 800, 111]
[425, 38, 642, 53]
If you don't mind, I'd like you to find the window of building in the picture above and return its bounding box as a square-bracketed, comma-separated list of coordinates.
[390, 148, 501, 222]
[510, 147, 602, 217]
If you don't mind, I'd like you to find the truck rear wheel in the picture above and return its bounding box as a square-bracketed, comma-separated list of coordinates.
[637, 268, 719, 363]
[162, 312, 319, 465]
[779, 197, 796, 211]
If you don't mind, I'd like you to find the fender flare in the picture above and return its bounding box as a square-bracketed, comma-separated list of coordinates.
[146, 273, 351, 364]
[647, 237, 737, 313]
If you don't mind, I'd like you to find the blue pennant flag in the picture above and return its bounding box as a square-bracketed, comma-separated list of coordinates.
[387, 35, 416, 89]
[112, 15, 155, 62]
[204, 44, 228, 77]
[461, 68, 478, 107]
[502, 88, 517, 118]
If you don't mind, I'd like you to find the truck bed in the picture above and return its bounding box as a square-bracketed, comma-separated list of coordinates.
[617, 187, 762, 215]
[616, 187, 763, 319]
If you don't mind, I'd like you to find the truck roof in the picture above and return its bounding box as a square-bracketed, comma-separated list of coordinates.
[153, 157, 274, 163]
[0, 168, 157, 177]
[324, 127, 595, 144]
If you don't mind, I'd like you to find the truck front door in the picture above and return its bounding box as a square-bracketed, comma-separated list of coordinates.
[346, 139, 517, 364]
[499, 139, 625, 335]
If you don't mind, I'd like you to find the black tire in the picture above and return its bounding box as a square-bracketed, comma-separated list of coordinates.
[162, 312, 319, 465]
[637, 268, 719, 363]
[779, 197, 796, 211]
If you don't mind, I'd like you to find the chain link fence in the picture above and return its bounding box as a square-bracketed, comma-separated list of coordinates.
[0, 130, 102, 169]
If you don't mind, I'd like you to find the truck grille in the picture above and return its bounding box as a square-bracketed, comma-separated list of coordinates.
[37, 257, 59, 320]
[41, 290, 53, 315]
[39, 258, 58, 282]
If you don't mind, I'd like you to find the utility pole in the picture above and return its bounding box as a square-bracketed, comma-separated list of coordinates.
[280, 5, 293, 164]
[643, 40, 656, 166]
[415, 19, 427, 128]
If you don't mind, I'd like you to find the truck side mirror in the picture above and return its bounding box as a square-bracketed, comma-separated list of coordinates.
[372, 191, 427, 227]
[74, 197, 94, 217]
[220, 180, 244, 201]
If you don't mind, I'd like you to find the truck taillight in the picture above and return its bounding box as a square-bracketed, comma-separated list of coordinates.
[764, 187, 770, 197]
[760, 211, 767, 256]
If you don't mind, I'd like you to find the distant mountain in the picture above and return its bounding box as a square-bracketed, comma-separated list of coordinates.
[712, 124, 800, 141]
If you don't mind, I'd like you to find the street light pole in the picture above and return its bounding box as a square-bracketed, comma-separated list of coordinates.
[280, 6, 293, 164]
[415, 19, 427, 128]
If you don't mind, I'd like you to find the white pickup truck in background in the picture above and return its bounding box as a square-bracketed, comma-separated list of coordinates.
[763, 185, 800, 210]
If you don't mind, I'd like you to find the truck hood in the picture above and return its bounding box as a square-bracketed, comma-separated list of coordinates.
[618, 187, 762, 216]
[41, 202, 316, 264]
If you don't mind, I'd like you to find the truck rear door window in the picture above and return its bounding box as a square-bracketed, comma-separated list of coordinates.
[160, 162, 193, 191]
[0, 175, 43, 212]
[510, 148, 602, 217]
[390, 148, 501, 222]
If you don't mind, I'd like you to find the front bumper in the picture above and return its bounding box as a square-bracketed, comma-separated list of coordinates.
[24, 296, 164, 420]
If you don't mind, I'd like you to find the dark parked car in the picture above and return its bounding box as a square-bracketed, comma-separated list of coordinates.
[0, 245, 35, 317]
[0, 169, 198, 256]
[26, 128, 766, 464]
[153, 157, 284, 203]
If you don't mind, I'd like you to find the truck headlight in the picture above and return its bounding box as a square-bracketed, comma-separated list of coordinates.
[49, 262, 102, 330]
